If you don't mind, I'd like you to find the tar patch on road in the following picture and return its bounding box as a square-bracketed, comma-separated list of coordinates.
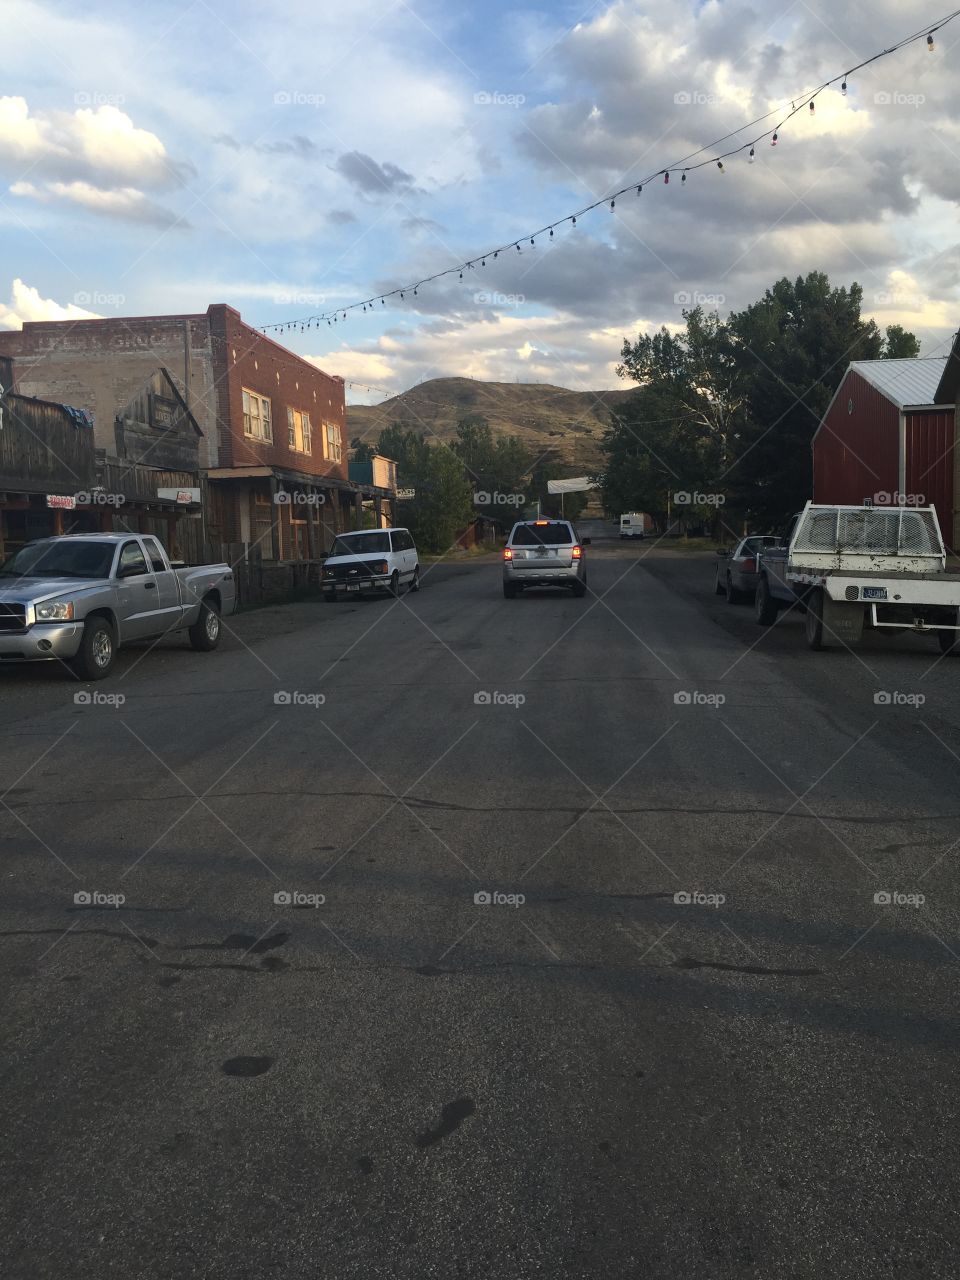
[222, 1056, 274, 1078]
[415, 1097, 476, 1149]
[186, 932, 290, 954]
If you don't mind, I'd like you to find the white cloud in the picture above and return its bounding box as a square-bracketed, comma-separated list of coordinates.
[0, 97, 189, 189]
[10, 180, 183, 227]
[0, 277, 101, 330]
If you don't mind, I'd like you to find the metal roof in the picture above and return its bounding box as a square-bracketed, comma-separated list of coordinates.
[849, 357, 950, 410]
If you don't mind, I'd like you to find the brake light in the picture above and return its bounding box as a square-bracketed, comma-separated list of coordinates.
[741, 558, 756, 573]
[503, 548, 513, 560]
[572, 545, 582, 559]
[534, 520, 549, 526]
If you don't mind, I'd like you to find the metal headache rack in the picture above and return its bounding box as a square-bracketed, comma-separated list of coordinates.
[791, 504, 945, 568]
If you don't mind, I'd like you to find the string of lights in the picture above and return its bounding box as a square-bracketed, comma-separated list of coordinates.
[259, 8, 959, 337]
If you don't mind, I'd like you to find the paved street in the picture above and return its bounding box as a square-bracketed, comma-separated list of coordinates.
[2, 528, 960, 1278]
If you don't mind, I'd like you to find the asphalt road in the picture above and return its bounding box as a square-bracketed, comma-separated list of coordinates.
[2, 526, 960, 1278]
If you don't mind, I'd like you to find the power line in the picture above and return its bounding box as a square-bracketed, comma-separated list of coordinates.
[259, 9, 958, 336]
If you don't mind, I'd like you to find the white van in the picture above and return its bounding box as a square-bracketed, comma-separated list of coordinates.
[619, 513, 647, 540]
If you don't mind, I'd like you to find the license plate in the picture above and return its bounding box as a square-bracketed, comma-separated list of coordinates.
[346, 584, 360, 592]
[862, 586, 887, 600]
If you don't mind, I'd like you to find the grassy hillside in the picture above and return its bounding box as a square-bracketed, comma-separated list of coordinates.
[346, 377, 635, 471]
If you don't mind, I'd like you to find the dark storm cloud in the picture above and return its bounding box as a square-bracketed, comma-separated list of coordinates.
[334, 150, 416, 194]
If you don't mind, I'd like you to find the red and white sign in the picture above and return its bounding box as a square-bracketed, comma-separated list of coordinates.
[157, 487, 201, 505]
[46, 494, 77, 510]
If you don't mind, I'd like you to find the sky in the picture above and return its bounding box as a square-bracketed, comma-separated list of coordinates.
[2, 0, 959, 404]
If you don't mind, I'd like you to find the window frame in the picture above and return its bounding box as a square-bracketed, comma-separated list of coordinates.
[324, 420, 342, 463]
[242, 388, 273, 443]
[286, 406, 313, 455]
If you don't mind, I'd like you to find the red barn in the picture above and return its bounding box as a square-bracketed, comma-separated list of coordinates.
[813, 357, 956, 547]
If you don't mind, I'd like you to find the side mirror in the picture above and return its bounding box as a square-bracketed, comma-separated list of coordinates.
[717, 549, 730, 558]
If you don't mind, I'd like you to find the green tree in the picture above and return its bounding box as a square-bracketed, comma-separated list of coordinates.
[451, 414, 531, 525]
[883, 324, 922, 359]
[350, 437, 375, 462]
[726, 274, 890, 524]
[374, 423, 472, 553]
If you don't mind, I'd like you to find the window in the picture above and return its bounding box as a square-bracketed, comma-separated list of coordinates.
[119, 541, 149, 576]
[324, 420, 342, 463]
[287, 407, 312, 454]
[242, 388, 272, 442]
[391, 530, 412, 551]
[330, 532, 390, 555]
[141, 537, 168, 573]
[511, 522, 576, 547]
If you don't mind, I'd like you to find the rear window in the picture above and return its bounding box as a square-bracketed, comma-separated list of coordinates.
[511, 522, 576, 546]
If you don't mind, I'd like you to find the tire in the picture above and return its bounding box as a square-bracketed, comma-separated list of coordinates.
[805, 588, 825, 651]
[503, 582, 518, 599]
[572, 579, 587, 597]
[389, 571, 401, 598]
[714, 570, 725, 596]
[189, 596, 221, 651]
[71, 616, 116, 681]
[755, 576, 778, 626]
[410, 566, 420, 593]
[725, 573, 746, 605]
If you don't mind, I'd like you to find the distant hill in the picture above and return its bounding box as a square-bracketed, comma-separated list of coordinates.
[346, 377, 635, 471]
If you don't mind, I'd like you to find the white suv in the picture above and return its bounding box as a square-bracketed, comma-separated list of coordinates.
[322, 528, 420, 600]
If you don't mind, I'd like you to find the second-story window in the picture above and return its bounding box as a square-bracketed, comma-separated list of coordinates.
[243, 388, 272, 442]
[287, 408, 312, 454]
[324, 420, 342, 463]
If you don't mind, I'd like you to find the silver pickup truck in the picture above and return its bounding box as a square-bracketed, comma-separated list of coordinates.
[0, 533, 235, 679]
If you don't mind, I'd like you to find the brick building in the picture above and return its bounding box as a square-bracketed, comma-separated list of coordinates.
[0, 304, 377, 560]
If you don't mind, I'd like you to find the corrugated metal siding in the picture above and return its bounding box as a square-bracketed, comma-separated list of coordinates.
[813, 371, 899, 505]
[905, 410, 955, 548]
[849, 357, 948, 409]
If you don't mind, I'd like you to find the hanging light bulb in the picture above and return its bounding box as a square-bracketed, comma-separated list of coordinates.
[400, 292, 404, 299]
[772, 131, 779, 146]
[749, 146, 756, 162]
[549, 228, 554, 238]
[636, 185, 642, 196]
[664, 171, 670, 184]
[841, 78, 847, 96]
[809, 99, 815, 114]
[459, 271, 463, 280]
[928, 32, 935, 51]
[530, 237, 535, 246]
[571, 216, 576, 225]
[610, 198, 615, 209]
[717, 160, 724, 172]
[681, 173, 686, 184]
[516, 242, 521, 251]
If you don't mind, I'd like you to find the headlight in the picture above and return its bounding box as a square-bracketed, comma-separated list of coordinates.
[35, 601, 75, 621]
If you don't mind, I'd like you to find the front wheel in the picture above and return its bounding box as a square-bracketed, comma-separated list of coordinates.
[71, 616, 116, 680]
[389, 571, 401, 598]
[725, 573, 746, 605]
[409, 566, 421, 593]
[755, 577, 778, 626]
[189, 597, 221, 651]
[714, 570, 725, 596]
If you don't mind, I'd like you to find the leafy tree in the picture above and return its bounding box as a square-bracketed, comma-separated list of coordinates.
[726, 274, 886, 524]
[884, 325, 921, 359]
[373, 423, 472, 553]
[451, 414, 531, 523]
[350, 437, 375, 462]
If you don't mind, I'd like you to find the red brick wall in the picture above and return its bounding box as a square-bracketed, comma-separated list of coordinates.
[209, 305, 347, 480]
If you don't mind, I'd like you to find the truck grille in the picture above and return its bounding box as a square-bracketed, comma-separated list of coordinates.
[325, 561, 385, 581]
[0, 604, 27, 631]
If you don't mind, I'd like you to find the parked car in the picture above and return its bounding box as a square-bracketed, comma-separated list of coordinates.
[503, 519, 590, 598]
[755, 502, 960, 652]
[714, 536, 779, 603]
[0, 533, 235, 679]
[322, 527, 419, 600]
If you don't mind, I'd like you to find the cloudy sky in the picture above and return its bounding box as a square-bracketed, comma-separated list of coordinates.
[2, 0, 958, 402]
